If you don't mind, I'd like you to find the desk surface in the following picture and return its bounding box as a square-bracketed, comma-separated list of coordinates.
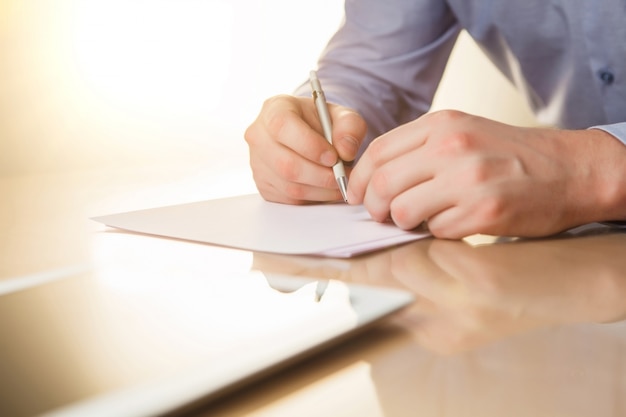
[2, 158, 626, 417]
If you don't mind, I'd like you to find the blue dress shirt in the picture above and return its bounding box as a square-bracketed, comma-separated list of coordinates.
[295, 0, 626, 157]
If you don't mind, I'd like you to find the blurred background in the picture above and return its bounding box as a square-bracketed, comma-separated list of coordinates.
[0, 0, 536, 176]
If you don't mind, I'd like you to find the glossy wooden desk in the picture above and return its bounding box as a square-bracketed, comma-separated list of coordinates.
[2, 158, 626, 417]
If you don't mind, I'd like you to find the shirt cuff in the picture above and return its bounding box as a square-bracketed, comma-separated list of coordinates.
[589, 122, 626, 146]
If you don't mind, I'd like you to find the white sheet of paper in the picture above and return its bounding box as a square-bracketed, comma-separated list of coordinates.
[92, 194, 430, 257]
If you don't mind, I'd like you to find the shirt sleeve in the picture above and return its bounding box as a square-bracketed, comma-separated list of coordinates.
[294, 0, 461, 158]
[590, 122, 626, 147]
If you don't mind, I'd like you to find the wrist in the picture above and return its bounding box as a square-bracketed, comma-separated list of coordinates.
[584, 129, 626, 223]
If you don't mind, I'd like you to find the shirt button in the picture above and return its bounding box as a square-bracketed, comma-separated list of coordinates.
[598, 69, 615, 85]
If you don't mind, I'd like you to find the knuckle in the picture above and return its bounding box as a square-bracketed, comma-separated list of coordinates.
[366, 138, 387, 165]
[322, 170, 339, 189]
[427, 223, 461, 240]
[261, 95, 296, 137]
[339, 109, 368, 135]
[429, 109, 468, 124]
[274, 154, 300, 181]
[442, 132, 474, 154]
[258, 188, 277, 203]
[425, 215, 462, 239]
[425, 220, 444, 237]
[428, 131, 475, 160]
[389, 199, 415, 230]
[363, 198, 388, 222]
[370, 169, 393, 199]
[265, 110, 290, 138]
[244, 123, 260, 146]
[262, 94, 291, 111]
[283, 182, 307, 201]
[464, 160, 491, 185]
[478, 194, 508, 223]
[368, 208, 389, 223]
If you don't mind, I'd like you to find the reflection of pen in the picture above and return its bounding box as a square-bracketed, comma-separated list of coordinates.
[309, 70, 348, 203]
[314, 280, 328, 302]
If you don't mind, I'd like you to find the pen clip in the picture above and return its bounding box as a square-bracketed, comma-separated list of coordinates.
[309, 70, 324, 99]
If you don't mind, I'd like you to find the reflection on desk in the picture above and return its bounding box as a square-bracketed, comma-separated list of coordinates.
[253, 231, 626, 354]
[191, 231, 626, 417]
[3, 162, 626, 417]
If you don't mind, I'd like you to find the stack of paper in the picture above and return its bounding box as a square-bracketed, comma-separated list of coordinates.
[92, 194, 430, 258]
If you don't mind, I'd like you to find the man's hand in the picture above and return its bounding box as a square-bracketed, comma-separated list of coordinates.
[244, 95, 367, 204]
[348, 110, 626, 238]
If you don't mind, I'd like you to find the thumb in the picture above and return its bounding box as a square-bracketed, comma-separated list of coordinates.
[330, 105, 367, 162]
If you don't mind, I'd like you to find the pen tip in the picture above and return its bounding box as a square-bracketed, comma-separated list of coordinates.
[338, 176, 348, 203]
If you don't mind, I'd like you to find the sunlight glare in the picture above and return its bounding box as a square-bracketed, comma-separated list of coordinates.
[71, 0, 233, 123]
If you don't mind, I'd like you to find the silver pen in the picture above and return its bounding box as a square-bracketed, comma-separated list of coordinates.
[309, 70, 349, 203]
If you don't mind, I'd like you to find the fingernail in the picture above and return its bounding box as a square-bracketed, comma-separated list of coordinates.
[341, 136, 359, 158]
[321, 150, 337, 167]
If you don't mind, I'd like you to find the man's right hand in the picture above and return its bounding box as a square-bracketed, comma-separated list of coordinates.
[244, 94, 367, 204]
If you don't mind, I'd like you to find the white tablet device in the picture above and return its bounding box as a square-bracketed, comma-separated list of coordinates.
[0, 268, 413, 417]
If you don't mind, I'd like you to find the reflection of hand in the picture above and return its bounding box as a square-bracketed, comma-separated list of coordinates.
[388, 234, 626, 353]
[252, 233, 626, 353]
[348, 110, 626, 238]
[244, 94, 366, 204]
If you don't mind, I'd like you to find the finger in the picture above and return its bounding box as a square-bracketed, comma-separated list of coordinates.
[248, 110, 341, 188]
[389, 239, 452, 296]
[387, 178, 455, 230]
[348, 121, 429, 204]
[425, 239, 504, 296]
[361, 147, 434, 222]
[388, 240, 471, 310]
[252, 151, 343, 203]
[257, 179, 343, 205]
[426, 205, 487, 239]
[328, 105, 368, 162]
[262, 96, 339, 167]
